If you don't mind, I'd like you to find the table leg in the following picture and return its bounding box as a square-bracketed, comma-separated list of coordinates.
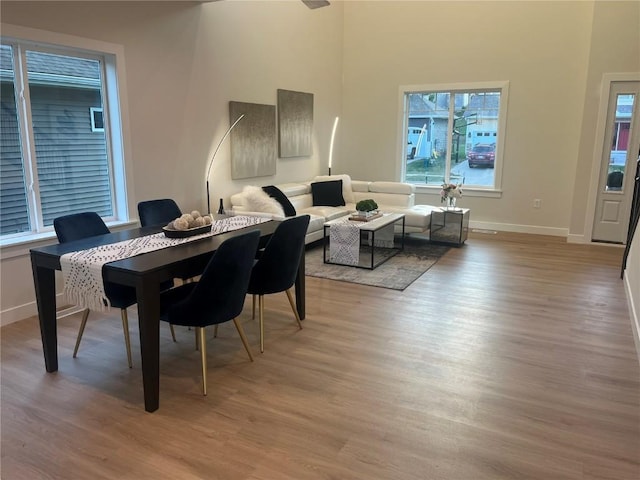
[136, 279, 161, 412]
[295, 247, 305, 320]
[30, 258, 58, 372]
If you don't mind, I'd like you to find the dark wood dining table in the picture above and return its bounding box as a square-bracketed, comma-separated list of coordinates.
[29, 219, 305, 412]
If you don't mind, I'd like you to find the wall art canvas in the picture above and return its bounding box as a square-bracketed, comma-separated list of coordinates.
[229, 101, 277, 180]
[277, 89, 313, 158]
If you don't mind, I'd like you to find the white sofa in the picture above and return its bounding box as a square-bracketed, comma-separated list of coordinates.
[230, 174, 438, 244]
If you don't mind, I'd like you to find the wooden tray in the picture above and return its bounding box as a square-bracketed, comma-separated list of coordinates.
[162, 224, 211, 238]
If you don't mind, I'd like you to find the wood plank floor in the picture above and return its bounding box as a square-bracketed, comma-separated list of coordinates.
[2, 232, 638, 479]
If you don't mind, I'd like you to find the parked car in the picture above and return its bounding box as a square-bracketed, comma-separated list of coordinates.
[467, 144, 495, 168]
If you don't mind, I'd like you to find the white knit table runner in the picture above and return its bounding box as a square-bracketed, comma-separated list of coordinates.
[61, 216, 269, 311]
[329, 219, 360, 265]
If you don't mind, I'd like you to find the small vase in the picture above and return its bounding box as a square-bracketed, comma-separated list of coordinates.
[447, 197, 457, 210]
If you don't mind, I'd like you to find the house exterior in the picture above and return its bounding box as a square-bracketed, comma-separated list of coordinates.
[0, 48, 111, 236]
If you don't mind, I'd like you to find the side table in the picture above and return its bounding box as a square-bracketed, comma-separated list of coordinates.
[429, 208, 470, 246]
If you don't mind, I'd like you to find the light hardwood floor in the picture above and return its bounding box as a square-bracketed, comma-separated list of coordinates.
[2, 232, 638, 479]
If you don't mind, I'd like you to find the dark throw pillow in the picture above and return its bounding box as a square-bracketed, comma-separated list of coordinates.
[311, 179, 345, 207]
[262, 185, 297, 217]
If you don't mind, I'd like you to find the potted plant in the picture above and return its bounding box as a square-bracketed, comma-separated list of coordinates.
[355, 199, 379, 217]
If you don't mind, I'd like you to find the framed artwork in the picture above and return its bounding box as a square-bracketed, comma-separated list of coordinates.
[229, 101, 277, 180]
[277, 89, 313, 158]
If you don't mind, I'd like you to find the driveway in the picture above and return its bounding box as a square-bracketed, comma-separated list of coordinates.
[452, 160, 494, 186]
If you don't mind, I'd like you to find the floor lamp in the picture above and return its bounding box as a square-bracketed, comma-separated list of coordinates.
[328, 116, 339, 175]
[205, 114, 245, 214]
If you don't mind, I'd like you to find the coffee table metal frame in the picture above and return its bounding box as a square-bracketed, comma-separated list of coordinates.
[323, 213, 406, 270]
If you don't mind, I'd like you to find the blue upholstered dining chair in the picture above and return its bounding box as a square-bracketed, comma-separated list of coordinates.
[137, 198, 195, 342]
[246, 215, 310, 353]
[137, 199, 182, 228]
[53, 212, 138, 368]
[158, 230, 261, 396]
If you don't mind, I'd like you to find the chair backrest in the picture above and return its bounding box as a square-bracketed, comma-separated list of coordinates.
[53, 211, 110, 243]
[137, 199, 182, 227]
[248, 215, 310, 295]
[53, 211, 137, 308]
[166, 230, 261, 327]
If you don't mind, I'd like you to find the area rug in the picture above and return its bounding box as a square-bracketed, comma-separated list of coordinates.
[305, 236, 450, 290]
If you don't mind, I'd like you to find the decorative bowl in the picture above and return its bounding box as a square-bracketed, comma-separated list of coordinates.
[162, 224, 211, 238]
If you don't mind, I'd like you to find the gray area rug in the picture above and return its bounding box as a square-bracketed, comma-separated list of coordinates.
[305, 236, 450, 290]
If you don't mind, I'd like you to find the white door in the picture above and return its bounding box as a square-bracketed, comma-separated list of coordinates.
[592, 81, 640, 243]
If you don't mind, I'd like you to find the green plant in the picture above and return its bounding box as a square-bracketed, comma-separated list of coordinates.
[355, 199, 378, 212]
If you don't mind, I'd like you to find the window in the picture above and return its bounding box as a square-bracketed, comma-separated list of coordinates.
[401, 82, 508, 191]
[90, 107, 104, 132]
[0, 37, 127, 241]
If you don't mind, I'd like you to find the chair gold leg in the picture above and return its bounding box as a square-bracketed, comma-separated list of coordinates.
[252, 294, 256, 320]
[285, 288, 303, 330]
[232, 318, 254, 362]
[259, 295, 265, 353]
[213, 324, 219, 338]
[120, 309, 133, 369]
[169, 324, 177, 342]
[73, 308, 91, 358]
[198, 327, 207, 396]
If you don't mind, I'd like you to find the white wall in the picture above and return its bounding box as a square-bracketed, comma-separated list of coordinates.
[625, 231, 640, 362]
[0, 0, 344, 324]
[340, 0, 596, 232]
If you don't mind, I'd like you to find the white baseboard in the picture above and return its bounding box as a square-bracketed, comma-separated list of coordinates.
[567, 233, 588, 244]
[470, 220, 569, 237]
[623, 271, 640, 365]
[0, 293, 75, 327]
[1, 301, 38, 326]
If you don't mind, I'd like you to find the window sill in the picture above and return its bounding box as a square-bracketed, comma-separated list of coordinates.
[0, 219, 138, 260]
[414, 184, 503, 198]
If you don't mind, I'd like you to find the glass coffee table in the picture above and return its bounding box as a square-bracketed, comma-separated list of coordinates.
[323, 213, 405, 269]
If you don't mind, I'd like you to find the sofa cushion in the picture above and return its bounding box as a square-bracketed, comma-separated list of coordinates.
[369, 181, 415, 195]
[351, 180, 371, 193]
[311, 180, 345, 207]
[301, 206, 350, 221]
[242, 185, 284, 216]
[353, 191, 414, 208]
[278, 183, 310, 197]
[312, 174, 355, 204]
[262, 185, 296, 217]
[306, 213, 326, 234]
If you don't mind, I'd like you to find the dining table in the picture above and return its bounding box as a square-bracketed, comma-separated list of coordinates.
[29, 218, 305, 412]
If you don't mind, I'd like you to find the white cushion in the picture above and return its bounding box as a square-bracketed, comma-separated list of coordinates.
[369, 181, 415, 195]
[301, 206, 350, 221]
[277, 183, 310, 197]
[242, 186, 284, 216]
[311, 174, 355, 204]
[351, 180, 371, 193]
[353, 191, 414, 208]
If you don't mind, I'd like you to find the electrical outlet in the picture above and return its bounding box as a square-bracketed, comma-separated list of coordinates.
[533, 199, 541, 208]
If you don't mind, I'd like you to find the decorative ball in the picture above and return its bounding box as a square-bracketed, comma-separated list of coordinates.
[191, 210, 201, 219]
[203, 215, 212, 225]
[192, 216, 206, 227]
[166, 221, 175, 230]
[173, 218, 189, 230]
[180, 213, 194, 224]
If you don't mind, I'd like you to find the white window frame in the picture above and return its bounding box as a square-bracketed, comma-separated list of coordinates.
[397, 81, 509, 198]
[90, 107, 104, 132]
[0, 23, 134, 249]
